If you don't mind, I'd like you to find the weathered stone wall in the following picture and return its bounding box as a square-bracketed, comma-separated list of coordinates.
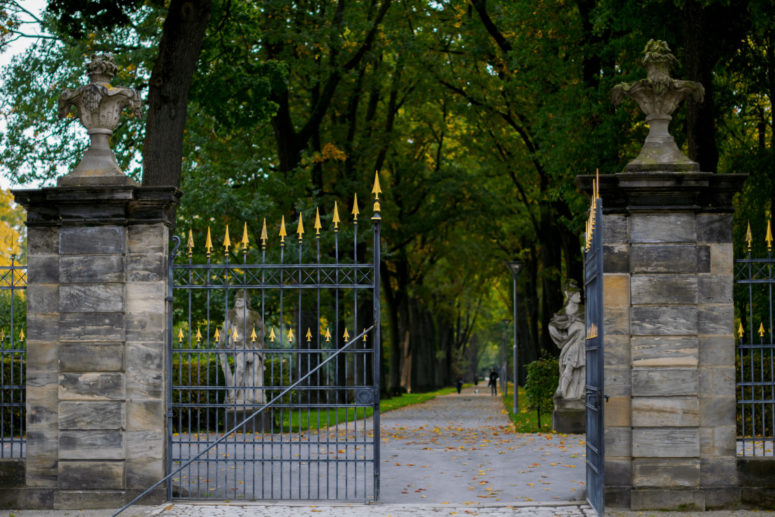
[4, 186, 179, 509]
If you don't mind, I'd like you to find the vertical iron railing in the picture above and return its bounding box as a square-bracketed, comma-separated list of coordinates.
[0, 253, 26, 459]
[735, 220, 775, 457]
[168, 181, 382, 502]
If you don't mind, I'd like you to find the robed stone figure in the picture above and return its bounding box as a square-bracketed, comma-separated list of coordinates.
[550, 281, 586, 433]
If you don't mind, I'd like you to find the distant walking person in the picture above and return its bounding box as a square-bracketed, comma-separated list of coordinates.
[488, 368, 499, 396]
[456, 378, 463, 394]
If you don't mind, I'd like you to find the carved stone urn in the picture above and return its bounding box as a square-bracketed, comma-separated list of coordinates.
[611, 40, 705, 172]
[57, 54, 141, 186]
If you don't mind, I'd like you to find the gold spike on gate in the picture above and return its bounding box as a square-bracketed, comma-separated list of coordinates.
[746, 221, 753, 253]
[279, 216, 287, 246]
[352, 194, 360, 222]
[187, 229, 194, 257]
[306, 328, 312, 343]
[214, 328, 220, 342]
[333, 201, 341, 231]
[372, 172, 382, 220]
[343, 328, 350, 342]
[205, 226, 213, 257]
[177, 328, 184, 343]
[362, 328, 368, 343]
[241, 222, 250, 252]
[297, 213, 305, 242]
[269, 328, 276, 343]
[196, 327, 202, 343]
[767, 220, 773, 252]
[223, 225, 232, 254]
[288, 328, 294, 342]
[759, 322, 766, 338]
[324, 328, 331, 342]
[19, 328, 23, 341]
[251, 327, 257, 343]
[315, 208, 322, 236]
[232, 327, 239, 341]
[738, 322, 744, 340]
[0, 329, 5, 342]
[261, 219, 268, 250]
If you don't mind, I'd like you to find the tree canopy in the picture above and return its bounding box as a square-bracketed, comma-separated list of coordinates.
[0, 0, 769, 391]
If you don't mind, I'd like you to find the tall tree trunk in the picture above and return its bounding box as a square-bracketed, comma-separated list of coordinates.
[142, 0, 211, 187]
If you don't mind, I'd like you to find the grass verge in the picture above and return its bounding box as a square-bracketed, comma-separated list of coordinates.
[502, 382, 554, 433]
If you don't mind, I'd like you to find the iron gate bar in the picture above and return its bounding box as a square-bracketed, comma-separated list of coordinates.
[114, 322, 376, 517]
[0, 253, 26, 459]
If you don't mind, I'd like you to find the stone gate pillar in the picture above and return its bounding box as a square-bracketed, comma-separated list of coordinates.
[8, 55, 180, 509]
[578, 41, 746, 510]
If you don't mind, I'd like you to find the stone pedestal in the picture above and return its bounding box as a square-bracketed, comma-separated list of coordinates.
[578, 171, 745, 511]
[9, 185, 179, 509]
[553, 397, 585, 434]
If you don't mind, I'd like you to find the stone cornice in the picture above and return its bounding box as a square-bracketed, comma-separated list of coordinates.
[576, 172, 747, 213]
[13, 185, 182, 227]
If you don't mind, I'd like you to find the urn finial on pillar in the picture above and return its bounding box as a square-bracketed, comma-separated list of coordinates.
[57, 54, 142, 186]
[611, 39, 705, 172]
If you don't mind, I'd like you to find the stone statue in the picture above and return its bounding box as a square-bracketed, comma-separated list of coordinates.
[550, 281, 586, 433]
[217, 291, 266, 407]
[611, 39, 705, 172]
[58, 54, 142, 186]
[550, 281, 586, 401]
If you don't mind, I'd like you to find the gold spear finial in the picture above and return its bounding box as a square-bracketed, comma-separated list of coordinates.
[241, 222, 250, 252]
[766, 219, 773, 252]
[178, 328, 184, 343]
[232, 326, 239, 341]
[223, 225, 232, 254]
[1, 329, 6, 342]
[352, 194, 360, 222]
[343, 328, 350, 342]
[306, 328, 312, 343]
[297, 213, 305, 242]
[333, 201, 341, 231]
[251, 327, 257, 343]
[196, 327, 202, 343]
[314, 207, 322, 236]
[759, 322, 765, 338]
[261, 218, 268, 249]
[19, 328, 24, 341]
[279, 215, 287, 245]
[187, 229, 194, 257]
[288, 328, 295, 342]
[269, 328, 276, 343]
[362, 328, 368, 343]
[214, 327, 220, 342]
[205, 226, 213, 257]
[372, 172, 382, 217]
[746, 221, 753, 252]
[595, 168, 600, 199]
[324, 328, 331, 342]
[737, 322, 744, 340]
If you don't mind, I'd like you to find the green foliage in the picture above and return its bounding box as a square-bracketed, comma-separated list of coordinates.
[503, 385, 553, 433]
[524, 358, 559, 427]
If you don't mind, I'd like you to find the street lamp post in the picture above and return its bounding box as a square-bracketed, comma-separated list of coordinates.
[508, 261, 522, 414]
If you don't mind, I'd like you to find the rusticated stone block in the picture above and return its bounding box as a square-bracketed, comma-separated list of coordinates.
[126, 253, 165, 282]
[28, 226, 58, 255]
[603, 214, 628, 244]
[698, 275, 732, 304]
[631, 306, 697, 336]
[700, 396, 736, 427]
[26, 340, 58, 371]
[631, 275, 697, 305]
[126, 282, 164, 314]
[59, 373, 123, 400]
[59, 226, 125, 255]
[59, 401, 122, 430]
[632, 336, 698, 367]
[27, 255, 59, 283]
[604, 307, 630, 335]
[127, 400, 164, 432]
[26, 284, 58, 314]
[127, 367, 164, 399]
[697, 245, 710, 273]
[605, 458, 632, 487]
[27, 313, 58, 342]
[604, 366, 631, 397]
[632, 368, 698, 396]
[59, 430, 123, 460]
[633, 458, 700, 487]
[59, 343, 124, 372]
[698, 305, 734, 335]
[128, 224, 167, 254]
[632, 396, 699, 427]
[604, 245, 629, 273]
[126, 430, 164, 460]
[712, 425, 736, 457]
[54, 490, 134, 510]
[697, 213, 733, 243]
[59, 313, 123, 341]
[631, 488, 705, 511]
[57, 461, 123, 490]
[701, 457, 738, 487]
[126, 313, 165, 342]
[632, 428, 699, 458]
[631, 245, 698, 274]
[605, 426, 632, 457]
[60, 255, 124, 283]
[126, 458, 164, 490]
[26, 370, 57, 388]
[604, 274, 629, 307]
[709, 243, 733, 274]
[700, 367, 735, 398]
[604, 396, 631, 427]
[59, 284, 124, 313]
[27, 402, 57, 427]
[630, 213, 696, 243]
[604, 334, 630, 366]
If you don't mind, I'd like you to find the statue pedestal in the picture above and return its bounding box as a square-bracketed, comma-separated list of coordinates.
[552, 396, 585, 434]
[226, 408, 274, 434]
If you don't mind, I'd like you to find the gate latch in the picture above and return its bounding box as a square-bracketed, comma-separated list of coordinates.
[355, 387, 377, 405]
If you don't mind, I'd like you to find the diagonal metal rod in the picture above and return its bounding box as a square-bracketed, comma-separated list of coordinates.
[113, 325, 375, 517]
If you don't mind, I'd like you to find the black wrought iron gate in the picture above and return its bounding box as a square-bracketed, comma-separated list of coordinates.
[167, 181, 382, 502]
[584, 176, 605, 515]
